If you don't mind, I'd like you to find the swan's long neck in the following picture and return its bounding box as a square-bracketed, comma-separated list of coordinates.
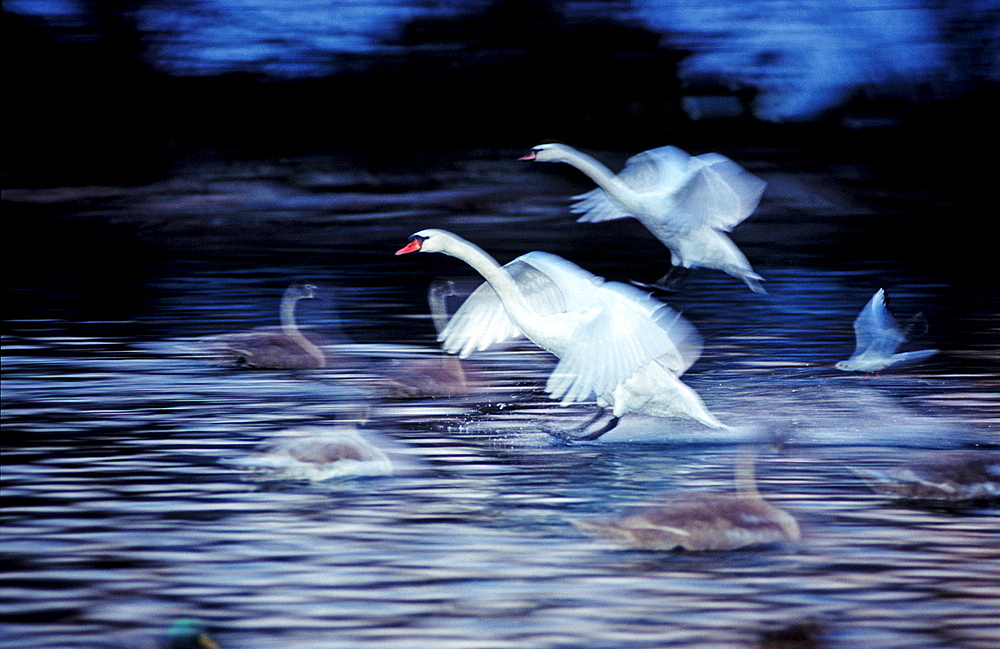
[560, 148, 638, 211]
[280, 292, 326, 368]
[440, 236, 541, 335]
[428, 279, 467, 385]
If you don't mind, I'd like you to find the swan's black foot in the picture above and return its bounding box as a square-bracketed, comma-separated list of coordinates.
[577, 415, 620, 441]
[652, 266, 688, 292]
[574, 408, 620, 441]
[545, 407, 620, 442]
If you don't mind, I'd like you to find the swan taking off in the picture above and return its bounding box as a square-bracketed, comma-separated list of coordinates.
[520, 143, 767, 293]
[199, 283, 331, 370]
[396, 229, 727, 435]
[835, 288, 938, 373]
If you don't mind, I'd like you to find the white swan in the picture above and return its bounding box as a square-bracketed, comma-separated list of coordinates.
[396, 229, 727, 434]
[520, 143, 767, 293]
[835, 288, 938, 373]
[200, 283, 330, 370]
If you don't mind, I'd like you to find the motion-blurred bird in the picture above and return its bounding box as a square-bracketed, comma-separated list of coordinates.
[573, 457, 799, 551]
[520, 143, 767, 293]
[227, 422, 393, 482]
[378, 278, 481, 399]
[396, 229, 727, 436]
[852, 450, 1000, 505]
[835, 288, 937, 372]
[108, 618, 218, 649]
[199, 283, 334, 370]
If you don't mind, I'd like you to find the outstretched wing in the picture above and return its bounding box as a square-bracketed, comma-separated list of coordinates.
[671, 153, 766, 231]
[438, 255, 567, 358]
[570, 146, 693, 223]
[852, 289, 905, 356]
[544, 280, 704, 405]
[439, 249, 704, 406]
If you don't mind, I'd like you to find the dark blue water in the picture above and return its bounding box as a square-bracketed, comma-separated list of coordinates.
[3, 157, 999, 648]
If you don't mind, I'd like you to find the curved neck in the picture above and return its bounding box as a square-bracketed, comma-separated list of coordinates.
[280, 292, 326, 368]
[428, 279, 467, 384]
[560, 148, 637, 209]
[441, 237, 539, 331]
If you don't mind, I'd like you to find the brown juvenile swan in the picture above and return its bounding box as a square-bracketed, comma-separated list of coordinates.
[574, 457, 799, 551]
[379, 278, 480, 399]
[200, 283, 330, 370]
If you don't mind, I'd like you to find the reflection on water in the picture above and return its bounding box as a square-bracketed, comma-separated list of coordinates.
[3, 163, 1000, 649]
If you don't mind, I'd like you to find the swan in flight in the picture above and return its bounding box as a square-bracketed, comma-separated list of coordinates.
[200, 283, 331, 370]
[396, 229, 727, 435]
[520, 143, 767, 293]
[835, 288, 937, 373]
[573, 456, 800, 551]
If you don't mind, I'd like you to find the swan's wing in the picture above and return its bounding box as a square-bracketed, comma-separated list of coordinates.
[619, 146, 694, 192]
[570, 188, 631, 223]
[545, 281, 703, 404]
[569, 146, 692, 223]
[672, 153, 766, 231]
[438, 255, 567, 358]
[852, 289, 905, 356]
[516, 251, 605, 309]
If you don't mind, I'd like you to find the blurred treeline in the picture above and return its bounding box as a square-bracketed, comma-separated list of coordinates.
[4, 0, 998, 200]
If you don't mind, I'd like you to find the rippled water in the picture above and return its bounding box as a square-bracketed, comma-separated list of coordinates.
[3, 159, 1000, 648]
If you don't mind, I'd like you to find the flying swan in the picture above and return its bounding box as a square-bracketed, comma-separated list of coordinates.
[396, 229, 727, 436]
[520, 143, 767, 293]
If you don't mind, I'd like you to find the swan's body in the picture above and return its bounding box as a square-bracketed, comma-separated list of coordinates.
[835, 289, 937, 372]
[201, 284, 329, 370]
[396, 229, 726, 431]
[229, 424, 393, 482]
[574, 459, 799, 551]
[521, 143, 767, 293]
[852, 451, 1000, 505]
[379, 279, 478, 399]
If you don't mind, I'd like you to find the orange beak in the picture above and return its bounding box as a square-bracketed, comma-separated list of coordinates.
[395, 238, 423, 255]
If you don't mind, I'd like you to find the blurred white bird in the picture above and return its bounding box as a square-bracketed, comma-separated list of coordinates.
[835, 288, 937, 372]
[396, 229, 727, 436]
[520, 143, 767, 293]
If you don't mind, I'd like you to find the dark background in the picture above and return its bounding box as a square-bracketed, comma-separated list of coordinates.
[4, 0, 1000, 332]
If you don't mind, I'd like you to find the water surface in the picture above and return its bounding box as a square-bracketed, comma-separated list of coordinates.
[3, 157, 999, 648]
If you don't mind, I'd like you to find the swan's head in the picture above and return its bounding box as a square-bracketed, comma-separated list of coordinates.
[519, 143, 574, 163]
[287, 283, 319, 301]
[395, 229, 454, 256]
